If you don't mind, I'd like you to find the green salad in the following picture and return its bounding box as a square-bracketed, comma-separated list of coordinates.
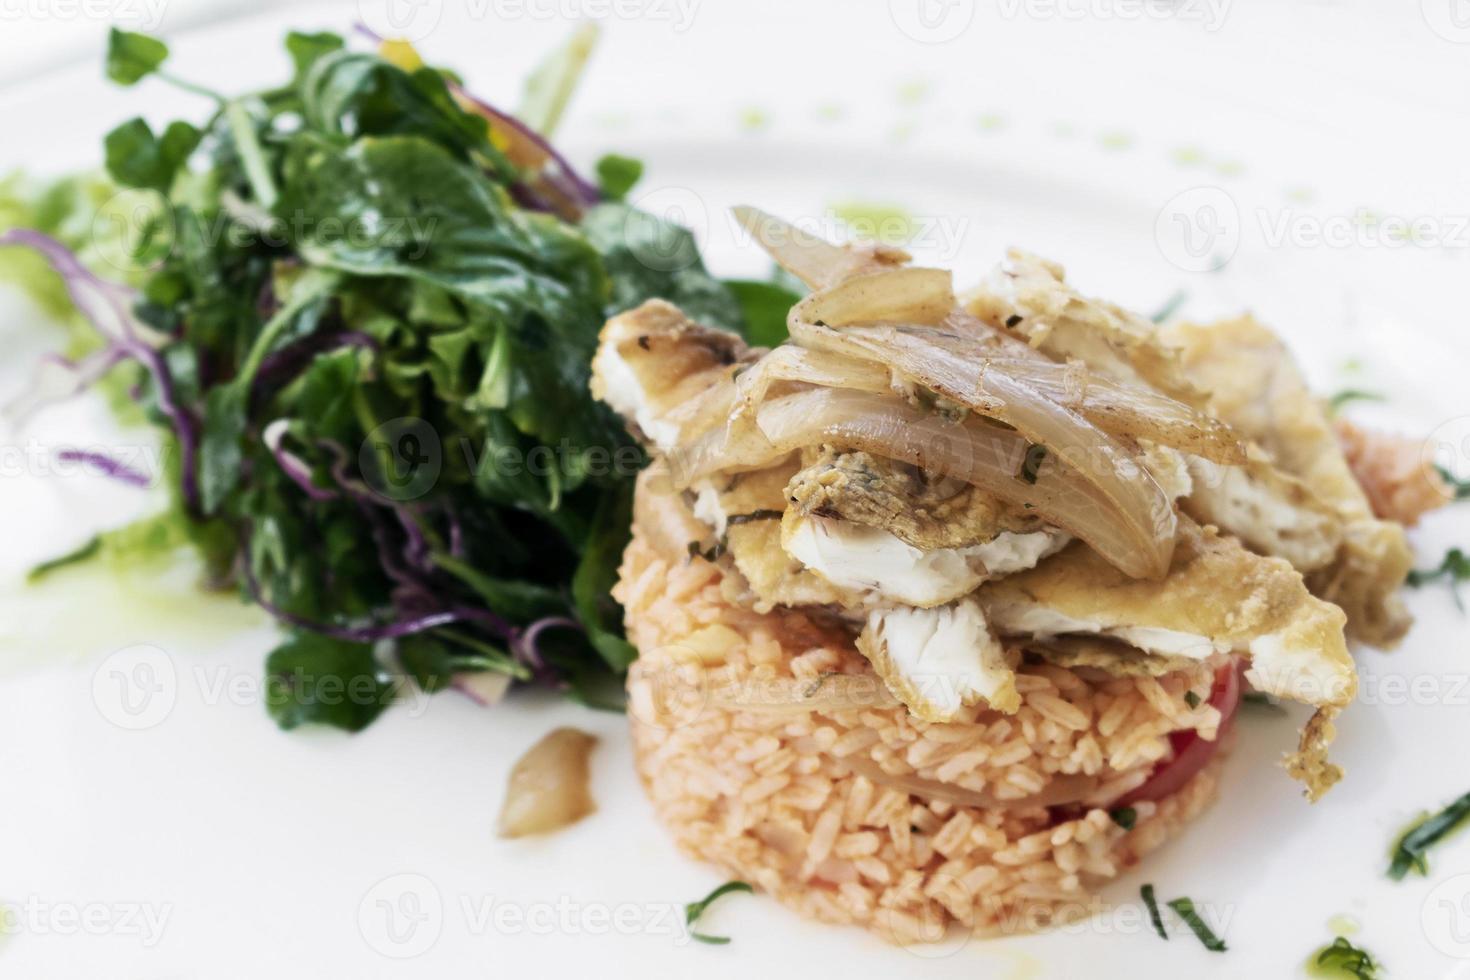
[0, 26, 792, 730]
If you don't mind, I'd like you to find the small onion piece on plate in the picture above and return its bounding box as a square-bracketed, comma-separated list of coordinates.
[497, 727, 599, 838]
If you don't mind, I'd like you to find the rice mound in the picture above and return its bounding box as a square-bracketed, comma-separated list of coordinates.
[617, 530, 1229, 944]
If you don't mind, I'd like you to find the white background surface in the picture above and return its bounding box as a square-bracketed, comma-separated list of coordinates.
[2, 1, 1470, 977]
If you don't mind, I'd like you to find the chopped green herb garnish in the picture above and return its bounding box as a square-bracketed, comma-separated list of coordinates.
[26, 535, 103, 583]
[1141, 884, 1167, 940]
[1241, 691, 1287, 714]
[687, 540, 726, 564]
[726, 509, 785, 526]
[684, 880, 753, 945]
[1327, 389, 1384, 415]
[1435, 465, 1470, 501]
[1184, 691, 1202, 709]
[1110, 807, 1137, 830]
[803, 671, 837, 698]
[1149, 289, 1187, 324]
[1406, 548, 1470, 610]
[1313, 936, 1382, 979]
[1166, 897, 1227, 952]
[1019, 443, 1047, 485]
[1389, 789, 1470, 880]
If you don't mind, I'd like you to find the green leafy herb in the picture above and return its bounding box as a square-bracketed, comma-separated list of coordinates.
[684, 880, 752, 945]
[26, 536, 103, 583]
[265, 633, 392, 732]
[103, 118, 201, 193]
[9, 29, 744, 733]
[105, 27, 222, 101]
[1313, 936, 1382, 979]
[724, 278, 801, 348]
[594, 153, 644, 202]
[1435, 465, 1470, 501]
[1110, 807, 1137, 830]
[1327, 389, 1384, 415]
[1141, 884, 1167, 940]
[1019, 443, 1047, 484]
[726, 509, 784, 526]
[582, 201, 744, 331]
[1406, 547, 1470, 610]
[105, 28, 169, 86]
[1149, 289, 1187, 324]
[1241, 691, 1287, 714]
[1166, 897, 1227, 952]
[1184, 691, 1201, 709]
[802, 671, 837, 698]
[26, 512, 196, 584]
[1389, 789, 1470, 880]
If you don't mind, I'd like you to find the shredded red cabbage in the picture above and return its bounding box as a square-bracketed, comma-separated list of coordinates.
[57, 448, 151, 488]
[1, 229, 202, 513]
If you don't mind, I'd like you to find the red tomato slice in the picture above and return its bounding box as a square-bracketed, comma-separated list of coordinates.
[1116, 660, 1242, 807]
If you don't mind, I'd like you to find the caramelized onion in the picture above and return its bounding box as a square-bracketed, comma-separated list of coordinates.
[497, 727, 598, 838]
[670, 387, 1174, 579]
[732, 345, 892, 419]
[800, 321, 1242, 464]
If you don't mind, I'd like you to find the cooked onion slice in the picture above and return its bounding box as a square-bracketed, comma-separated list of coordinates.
[497, 727, 598, 838]
[732, 345, 893, 419]
[795, 320, 1243, 465]
[789, 265, 956, 330]
[842, 755, 1100, 811]
[670, 387, 1175, 579]
[733, 205, 909, 289]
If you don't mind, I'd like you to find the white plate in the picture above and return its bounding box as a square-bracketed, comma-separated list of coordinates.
[3, 3, 1470, 977]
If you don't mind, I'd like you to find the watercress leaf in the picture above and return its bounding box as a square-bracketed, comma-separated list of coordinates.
[431, 552, 566, 621]
[594, 153, 643, 202]
[198, 384, 247, 515]
[572, 479, 638, 670]
[265, 632, 390, 732]
[104, 118, 201, 192]
[581, 201, 744, 332]
[285, 31, 344, 81]
[106, 28, 168, 86]
[298, 51, 504, 172]
[723, 278, 800, 347]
